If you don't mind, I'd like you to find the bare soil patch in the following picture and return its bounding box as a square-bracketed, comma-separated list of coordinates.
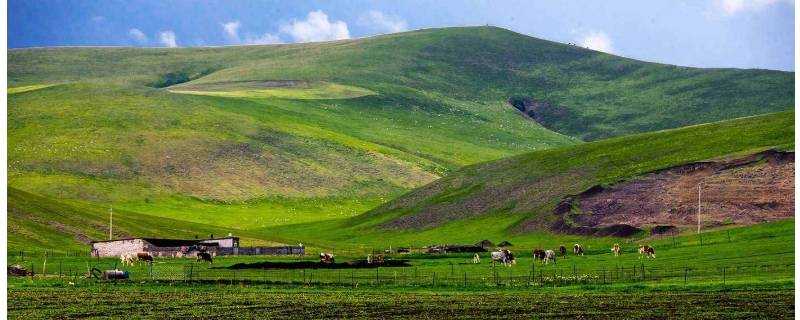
[554, 150, 793, 235]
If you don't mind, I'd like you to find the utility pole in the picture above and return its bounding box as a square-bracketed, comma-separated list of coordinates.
[109, 206, 113, 240]
[696, 183, 701, 234]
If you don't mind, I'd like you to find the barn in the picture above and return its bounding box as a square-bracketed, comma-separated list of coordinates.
[90, 235, 305, 257]
[90, 236, 239, 258]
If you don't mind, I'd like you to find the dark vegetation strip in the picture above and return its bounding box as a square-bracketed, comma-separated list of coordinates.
[8, 283, 793, 319]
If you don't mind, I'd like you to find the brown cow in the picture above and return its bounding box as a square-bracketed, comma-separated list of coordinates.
[559, 245, 567, 257]
[638, 245, 655, 259]
[319, 252, 335, 264]
[611, 244, 621, 257]
[137, 252, 154, 263]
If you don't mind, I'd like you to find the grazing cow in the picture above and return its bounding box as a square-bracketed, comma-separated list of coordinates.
[472, 253, 481, 264]
[319, 252, 335, 264]
[196, 251, 213, 263]
[491, 249, 516, 267]
[612, 244, 621, 257]
[638, 245, 656, 259]
[120, 253, 138, 266]
[532, 249, 546, 262]
[543, 250, 556, 264]
[559, 245, 567, 257]
[573, 244, 584, 256]
[136, 252, 154, 264]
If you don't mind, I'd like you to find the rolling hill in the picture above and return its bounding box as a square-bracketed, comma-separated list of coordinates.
[265, 111, 794, 249]
[7, 26, 795, 249]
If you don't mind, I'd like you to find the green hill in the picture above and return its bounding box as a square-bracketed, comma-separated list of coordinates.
[265, 111, 793, 249]
[8, 26, 794, 238]
[7, 187, 281, 252]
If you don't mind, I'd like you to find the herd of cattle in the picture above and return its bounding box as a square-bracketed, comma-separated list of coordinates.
[486, 243, 656, 267]
[116, 243, 656, 268]
[120, 251, 213, 266]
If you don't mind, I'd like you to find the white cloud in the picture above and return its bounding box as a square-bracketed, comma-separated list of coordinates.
[92, 16, 106, 23]
[357, 10, 408, 34]
[279, 10, 350, 43]
[222, 21, 241, 43]
[714, 0, 793, 16]
[578, 31, 614, 54]
[244, 33, 283, 45]
[158, 30, 178, 47]
[128, 28, 148, 44]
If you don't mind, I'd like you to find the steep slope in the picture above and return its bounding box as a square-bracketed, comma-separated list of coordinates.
[265, 112, 793, 248]
[7, 26, 793, 230]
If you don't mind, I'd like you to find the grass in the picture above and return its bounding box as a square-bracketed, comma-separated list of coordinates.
[262, 111, 794, 248]
[6, 187, 285, 252]
[6, 26, 794, 252]
[8, 84, 54, 94]
[170, 81, 376, 99]
[8, 283, 793, 319]
[9, 27, 793, 141]
[7, 219, 794, 318]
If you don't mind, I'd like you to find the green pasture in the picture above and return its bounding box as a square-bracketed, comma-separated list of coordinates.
[170, 81, 376, 100]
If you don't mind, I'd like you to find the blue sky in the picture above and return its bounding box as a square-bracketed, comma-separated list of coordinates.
[9, 0, 795, 71]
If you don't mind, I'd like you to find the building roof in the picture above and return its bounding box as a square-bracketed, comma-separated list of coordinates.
[91, 236, 237, 246]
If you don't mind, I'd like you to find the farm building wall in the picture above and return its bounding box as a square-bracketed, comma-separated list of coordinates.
[201, 237, 238, 248]
[91, 239, 146, 257]
[218, 246, 304, 256]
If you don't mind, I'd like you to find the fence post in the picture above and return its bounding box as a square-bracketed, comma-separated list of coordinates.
[723, 267, 726, 286]
[450, 262, 454, 276]
[463, 271, 467, 287]
[433, 272, 436, 286]
[640, 264, 644, 281]
[375, 268, 379, 285]
[603, 267, 606, 284]
[684, 267, 688, 286]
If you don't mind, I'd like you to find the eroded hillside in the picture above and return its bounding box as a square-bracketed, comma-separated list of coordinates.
[546, 150, 794, 236]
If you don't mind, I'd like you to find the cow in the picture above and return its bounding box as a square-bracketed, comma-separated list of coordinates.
[491, 249, 515, 267]
[120, 253, 138, 266]
[532, 249, 546, 262]
[559, 245, 567, 257]
[319, 252, 335, 264]
[573, 244, 584, 256]
[136, 252, 154, 264]
[196, 251, 213, 263]
[543, 250, 557, 265]
[472, 253, 481, 264]
[612, 244, 621, 257]
[638, 245, 656, 259]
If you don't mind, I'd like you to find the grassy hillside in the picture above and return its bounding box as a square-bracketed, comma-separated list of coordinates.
[10, 27, 793, 140]
[7, 26, 793, 234]
[7, 187, 282, 252]
[264, 111, 793, 249]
